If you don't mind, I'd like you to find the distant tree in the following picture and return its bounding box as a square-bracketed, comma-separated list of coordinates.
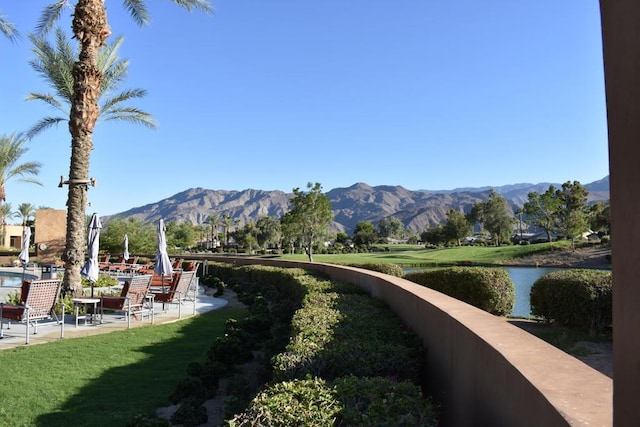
[421, 224, 445, 246]
[469, 190, 514, 245]
[556, 181, 589, 249]
[100, 218, 155, 254]
[0, 203, 15, 247]
[255, 216, 281, 250]
[280, 211, 301, 255]
[233, 221, 258, 253]
[587, 201, 610, 235]
[335, 232, 350, 245]
[287, 182, 333, 262]
[167, 222, 196, 250]
[222, 214, 235, 245]
[17, 203, 36, 227]
[0, 133, 42, 240]
[377, 217, 406, 240]
[353, 221, 378, 246]
[208, 213, 221, 248]
[523, 185, 562, 243]
[443, 209, 471, 246]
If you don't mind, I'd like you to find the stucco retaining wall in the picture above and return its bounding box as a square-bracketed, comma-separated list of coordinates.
[203, 256, 612, 426]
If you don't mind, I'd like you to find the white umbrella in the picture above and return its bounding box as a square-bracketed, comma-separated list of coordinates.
[18, 226, 31, 282]
[123, 234, 130, 262]
[154, 219, 173, 289]
[81, 213, 102, 297]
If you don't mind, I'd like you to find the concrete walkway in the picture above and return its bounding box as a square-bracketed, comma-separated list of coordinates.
[0, 268, 231, 349]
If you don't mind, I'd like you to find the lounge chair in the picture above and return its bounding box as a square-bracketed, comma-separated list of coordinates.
[99, 274, 153, 328]
[0, 279, 64, 344]
[151, 270, 197, 319]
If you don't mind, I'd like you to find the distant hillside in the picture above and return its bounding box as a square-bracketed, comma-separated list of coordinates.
[105, 176, 610, 235]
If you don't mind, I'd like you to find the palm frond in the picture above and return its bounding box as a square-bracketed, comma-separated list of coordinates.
[0, 13, 19, 42]
[101, 108, 158, 129]
[25, 93, 66, 111]
[172, 0, 214, 14]
[36, 1, 67, 36]
[26, 117, 67, 140]
[100, 88, 148, 111]
[123, 0, 150, 27]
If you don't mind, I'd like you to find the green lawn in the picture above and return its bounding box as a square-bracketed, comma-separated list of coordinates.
[0, 307, 246, 427]
[275, 241, 568, 266]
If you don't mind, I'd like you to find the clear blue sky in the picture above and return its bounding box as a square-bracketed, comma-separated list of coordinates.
[1, 1, 609, 218]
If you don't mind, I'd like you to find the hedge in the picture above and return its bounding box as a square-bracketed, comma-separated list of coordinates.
[403, 266, 515, 316]
[530, 269, 612, 331]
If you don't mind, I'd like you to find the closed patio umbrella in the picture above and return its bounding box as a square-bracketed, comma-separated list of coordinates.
[81, 213, 102, 297]
[154, 219, 173, 289]
[18, 226, 30, 282]
[123, 234, 130, 262]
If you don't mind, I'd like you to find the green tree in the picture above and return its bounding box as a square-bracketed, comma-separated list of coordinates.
[421, 224, 445, 246]
[16, 202, 36, 226]
[0, 133, 43, 242]
[222, 213, 235, 246]
[208, 213, 221, 249]
[233, 221, 258, 254]
[0, 203, 16, 248]
[166, 221, 196, 250]
[469, 190, 514, 246]
[287, 182, 334, 262]
[556, 181, 589, 249]
[377, 216, 406, 240]
[30, 0, 210, 296]
[353, 221, 378, 246]
[587, 201, 610, 235]
[255, 215, 282, 250]
[280, 211, 301, 255]
[523, 185, 562, 243]
[26, 28, 157, 138]
[100, 218, 156, 255]
[443, 209, 471, 246]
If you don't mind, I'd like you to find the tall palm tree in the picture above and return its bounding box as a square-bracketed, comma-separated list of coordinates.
[34, 0, 210, 295]
[0, 133, 43, 245]
[208, 213, 220, 248]
[0, 203, 16, 248]
[26, 27, 158, 138]
[17, 202, 37, 226]
[222, 214, 235, 246]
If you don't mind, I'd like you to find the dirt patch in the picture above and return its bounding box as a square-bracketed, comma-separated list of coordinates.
[506, 245, 611, 270]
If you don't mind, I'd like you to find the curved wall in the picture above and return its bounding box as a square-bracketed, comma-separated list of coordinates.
[203, 256, 612, 426]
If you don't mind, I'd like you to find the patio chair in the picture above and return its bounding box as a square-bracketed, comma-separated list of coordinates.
[99, 274, 153, 328]
[151, 270, 197, 319]
[0, 278, 64, 344]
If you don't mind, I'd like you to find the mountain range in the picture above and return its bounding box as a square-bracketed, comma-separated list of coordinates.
[106, 176, 610, 235]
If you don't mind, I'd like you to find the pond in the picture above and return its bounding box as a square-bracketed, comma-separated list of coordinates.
[504, 267, 564, 318]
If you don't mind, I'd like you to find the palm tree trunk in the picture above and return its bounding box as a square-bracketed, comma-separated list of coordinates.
[62, 0, 110, 296]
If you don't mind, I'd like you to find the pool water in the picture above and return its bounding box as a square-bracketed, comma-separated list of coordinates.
[0, 273, 28, 287]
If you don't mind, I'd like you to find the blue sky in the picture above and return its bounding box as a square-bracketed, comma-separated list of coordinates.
[1, 1, 608, 218]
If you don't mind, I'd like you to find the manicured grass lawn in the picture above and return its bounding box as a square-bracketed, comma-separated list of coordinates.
[276, 241, 567, 266]
[0, 307, 246, 427]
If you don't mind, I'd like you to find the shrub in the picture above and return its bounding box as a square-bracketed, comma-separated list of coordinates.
[347, 262, 404, 277]
[530, 269, 612, 331]
[403, 267, 515, 316]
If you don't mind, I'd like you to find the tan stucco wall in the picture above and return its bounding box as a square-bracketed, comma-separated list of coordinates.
[2, 224, 25, 249]
[34, 209, 66, 262]
[201, 255, 612, 426]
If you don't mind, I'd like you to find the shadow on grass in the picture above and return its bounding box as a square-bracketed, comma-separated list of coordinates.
[36, 308, 246, 427]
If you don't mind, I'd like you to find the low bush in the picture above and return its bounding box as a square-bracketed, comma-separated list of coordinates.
[346, 262, 405, 277]
[530, 269, 612, 331]
[403, 267, 515, 316]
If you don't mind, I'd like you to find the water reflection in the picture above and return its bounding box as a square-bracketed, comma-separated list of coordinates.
[0, 273, 25, 287]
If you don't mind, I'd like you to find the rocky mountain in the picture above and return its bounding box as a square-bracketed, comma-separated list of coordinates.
[106, 176, 610, 235]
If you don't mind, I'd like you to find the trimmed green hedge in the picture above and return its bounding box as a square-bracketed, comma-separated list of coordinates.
[530, 269, 612, 331]
[228, 376, 437, 427]
[347, 262, 405, 277]
[403, 267, 515, 316]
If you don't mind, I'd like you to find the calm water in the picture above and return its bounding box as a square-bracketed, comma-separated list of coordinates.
[0, 272, 25, 287]
[505, 267, 564, 318]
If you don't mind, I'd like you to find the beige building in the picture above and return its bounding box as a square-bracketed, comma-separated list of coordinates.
[1, 224, 27, 249]
[33, 209, 67, 263]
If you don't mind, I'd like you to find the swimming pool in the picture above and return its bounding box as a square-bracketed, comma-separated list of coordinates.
[0, 271, 37, 287]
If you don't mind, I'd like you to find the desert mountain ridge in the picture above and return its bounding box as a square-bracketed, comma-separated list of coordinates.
[105, 176, 610, 235]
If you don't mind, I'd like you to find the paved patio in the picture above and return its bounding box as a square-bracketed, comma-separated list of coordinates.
[0, 267, 230, 349]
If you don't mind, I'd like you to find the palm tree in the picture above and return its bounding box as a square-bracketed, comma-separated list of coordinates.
[26, 28, 158, 139]
[17, 203, 37, 227]
[222, 214, 235, 246]
[208, 213, 220, 248]
[33, 0, 210, 295]
[0, 133, 43, 244]
[0, 203, 16, 248]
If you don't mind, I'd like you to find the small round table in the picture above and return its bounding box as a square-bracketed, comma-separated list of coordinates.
[72, 298, 101, 327]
